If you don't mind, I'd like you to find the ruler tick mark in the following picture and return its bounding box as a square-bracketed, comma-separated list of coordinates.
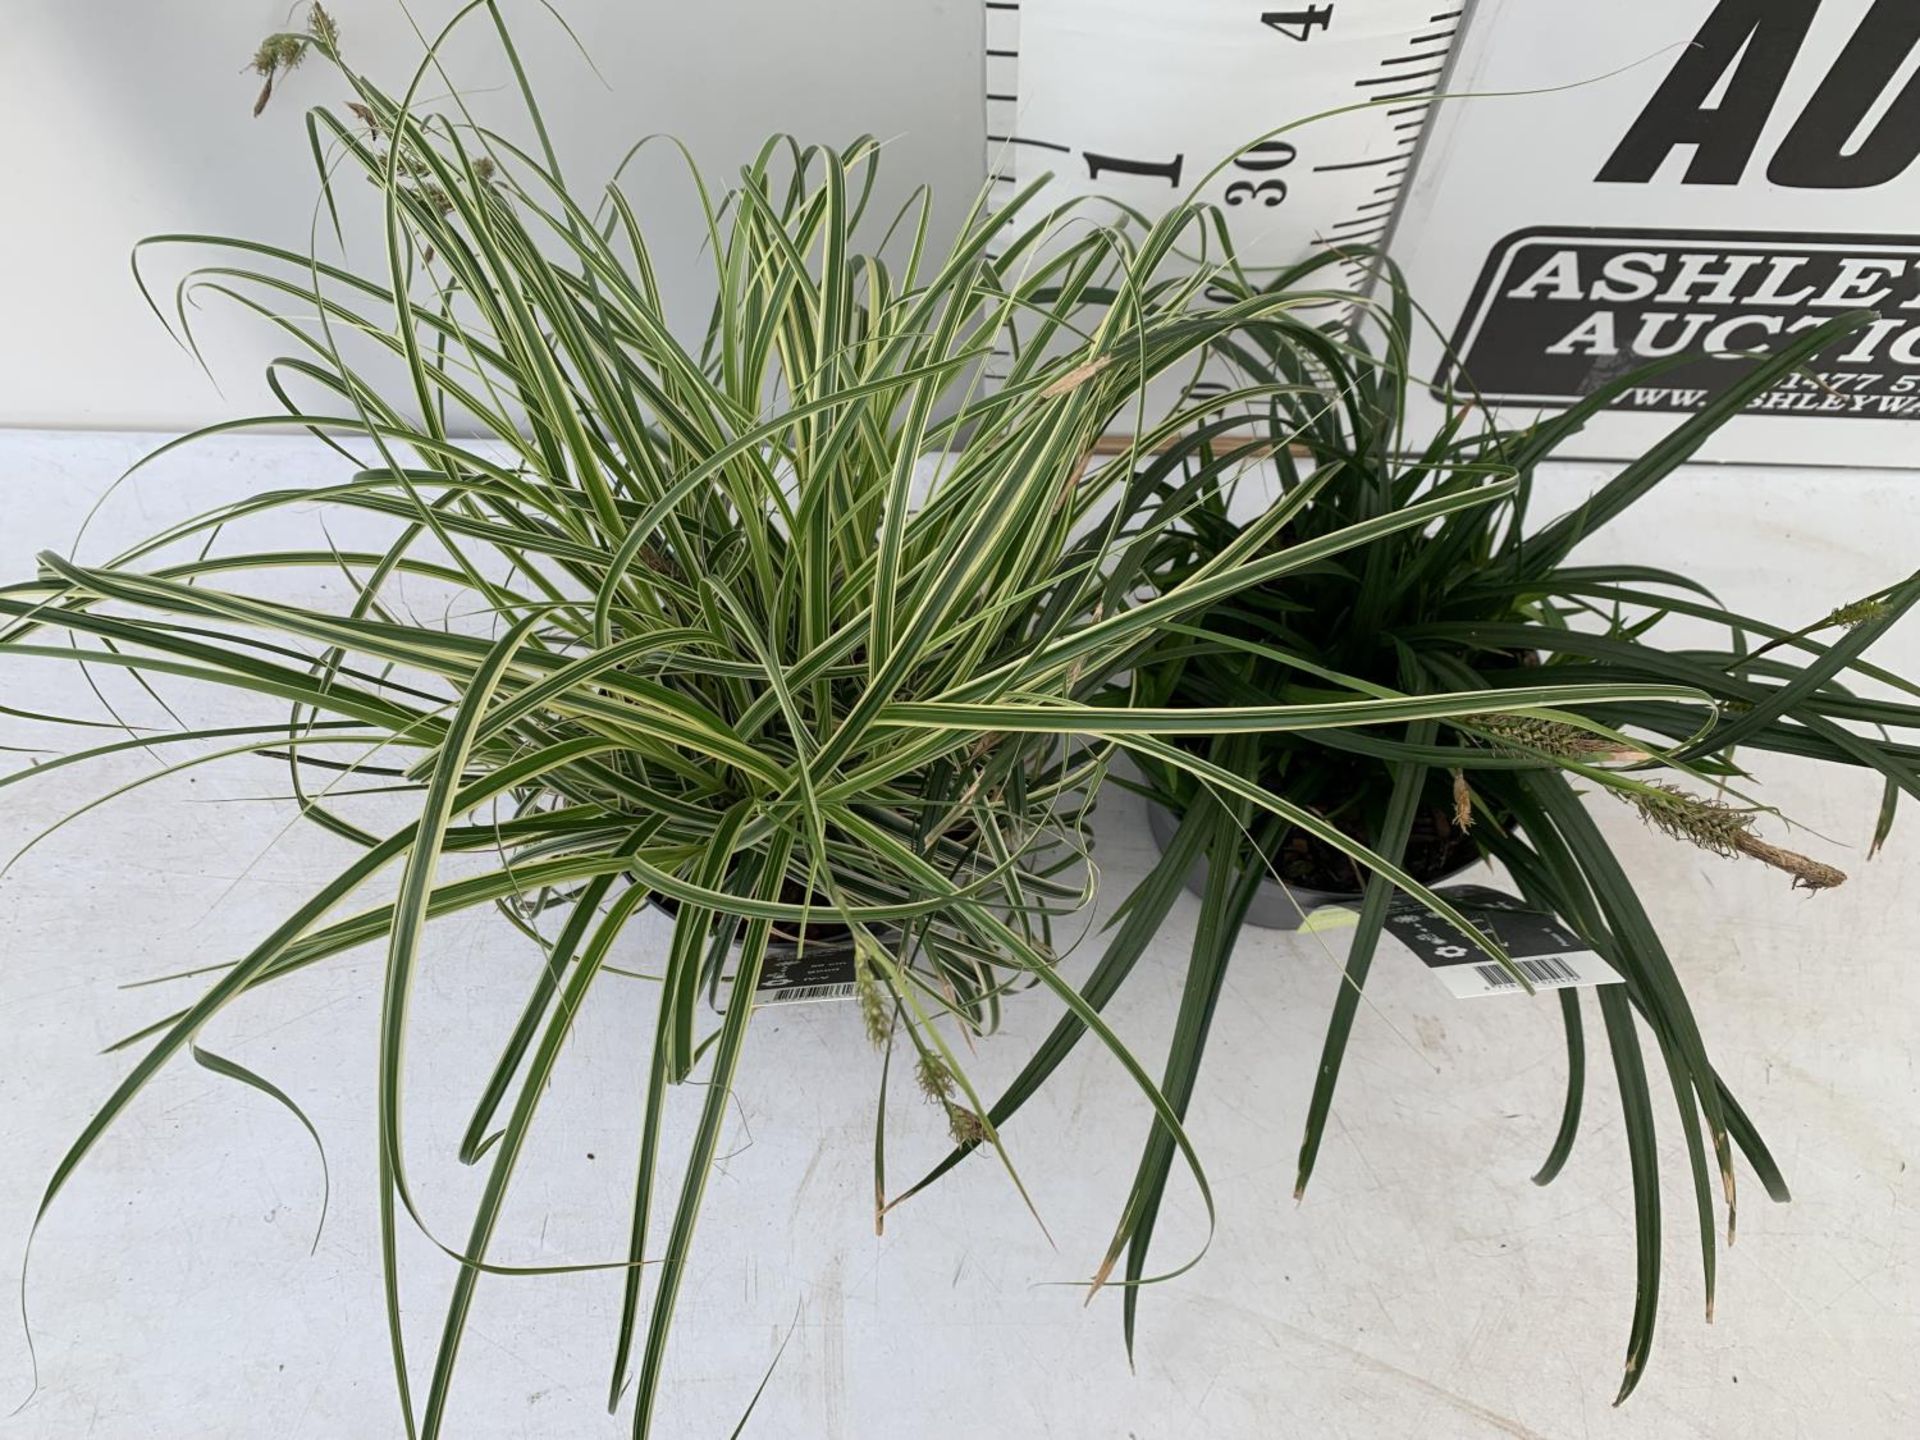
[987, 134, 1070, 154]
[1357, 69, 1444, 88]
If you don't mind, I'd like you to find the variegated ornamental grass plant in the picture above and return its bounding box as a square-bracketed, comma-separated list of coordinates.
[976, 273, 1916, 1403]
[0, 7, 1714, 1435]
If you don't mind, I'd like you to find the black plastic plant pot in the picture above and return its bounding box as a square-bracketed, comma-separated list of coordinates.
[1144, 799, 1484, 931]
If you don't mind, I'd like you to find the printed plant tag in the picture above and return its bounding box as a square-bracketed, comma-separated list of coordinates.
[1381, 884, 1625, 1000]
[712, 944, 860, 1013]
[755, 946, 860, 1005]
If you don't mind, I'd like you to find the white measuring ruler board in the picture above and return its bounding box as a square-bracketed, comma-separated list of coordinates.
[983, 1, 1474, 387]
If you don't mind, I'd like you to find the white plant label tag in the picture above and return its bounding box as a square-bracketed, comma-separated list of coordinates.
[711, 945, 860, 1013]
[1311, 883, 1626, 998]
[1383, 884, 1625, 999]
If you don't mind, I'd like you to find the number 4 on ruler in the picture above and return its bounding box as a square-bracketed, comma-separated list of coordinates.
[1261, 6, 1334, 41]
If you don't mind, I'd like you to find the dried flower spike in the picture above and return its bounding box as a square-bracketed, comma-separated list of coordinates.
[855, 971, 889, 1049]
[250, 33, 310, 116]
[1824, 596, 1888, 630]
[946, 1106, 989, 1147]
[1623, 782, 1846, 891]
[914, 1052, 956, 1105]
[307, 4, 341, 52]
[251, 34, 308, 79]
[1465, 713, 1645, 763]
[251, 9, 335, 117]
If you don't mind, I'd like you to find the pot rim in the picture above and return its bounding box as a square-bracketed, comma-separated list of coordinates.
[1143, 796, 1486, 930]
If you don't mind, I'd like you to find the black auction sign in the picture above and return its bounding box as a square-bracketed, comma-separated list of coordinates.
[1397, 0, 1920, 465]
[1439, 229, 1920, 419]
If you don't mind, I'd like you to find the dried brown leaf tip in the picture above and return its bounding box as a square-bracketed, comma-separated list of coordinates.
[345, 101, 382, 138]
[1450, 767, 1474, 831]
[1038, 353, 1112, 399]
[1624, 783, 1847, 891]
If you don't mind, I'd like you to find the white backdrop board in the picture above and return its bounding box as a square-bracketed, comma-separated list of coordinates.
[1395, 0, 1920, 466]
[981, 1, 1469, 385]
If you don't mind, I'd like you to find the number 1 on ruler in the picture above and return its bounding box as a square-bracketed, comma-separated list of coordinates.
[1083, 151, 1185, 187]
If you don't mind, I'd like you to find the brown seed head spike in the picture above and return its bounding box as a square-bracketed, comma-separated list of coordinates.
[1625, 783, 1847, 890]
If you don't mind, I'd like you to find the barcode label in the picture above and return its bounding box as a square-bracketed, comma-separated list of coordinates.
[1374, 884, 1626, 1000]
[1474, 952, 1579, 987]
[758, 981, 860, 1006]
[1446, 950, 1611, 999]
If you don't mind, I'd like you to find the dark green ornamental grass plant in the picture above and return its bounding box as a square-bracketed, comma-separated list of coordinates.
[918, 261, 1919, 1402]
[0, 7, 1710, 1434]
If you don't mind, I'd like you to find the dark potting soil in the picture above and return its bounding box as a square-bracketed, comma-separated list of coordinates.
[768, 874, 855, 949]
[1270, 804, 1482, 895]
[651, 878, 856, 952]
[1251, 652, 1534, 895]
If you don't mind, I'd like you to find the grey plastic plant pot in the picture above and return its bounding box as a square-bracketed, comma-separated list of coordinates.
[1144, 799, 1483, 931]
